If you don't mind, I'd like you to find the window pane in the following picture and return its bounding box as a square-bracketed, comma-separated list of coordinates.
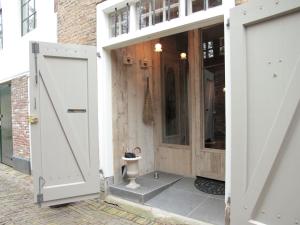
[167, 0, 179, 20]
[29, 0, 35, 16]
[110, 13, 119, 37]
[137, 0, 150, 29]
[208, 0, 222, 8]
[153, 0, 163, 24]
[120, 8, 129, 34]
[22, 0, 36, 35]
[28, 15, 35, 32]
[22, 3, 29, 20]
[161, 32, 189, 145]
[202, 24, 225, 150]
[192, 0, 205, 13]
[109, 6, 129, 38]
[22, 20, 28, 34]
[165, 68, 177, 136]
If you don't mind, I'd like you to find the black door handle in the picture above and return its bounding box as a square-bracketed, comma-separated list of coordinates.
[67, 109, 86, 113]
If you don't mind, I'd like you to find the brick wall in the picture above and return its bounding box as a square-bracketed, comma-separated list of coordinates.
[57, 0, 103, 45]
[11, 75, 30, 160]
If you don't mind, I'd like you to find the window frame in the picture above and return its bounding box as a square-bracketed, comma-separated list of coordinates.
[21, 0, 36, 36]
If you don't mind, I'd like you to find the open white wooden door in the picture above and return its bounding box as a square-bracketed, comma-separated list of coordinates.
[230, 0, 300, 224]
[29, 42, 99, 206]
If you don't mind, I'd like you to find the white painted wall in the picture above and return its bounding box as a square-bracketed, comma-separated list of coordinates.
[0, 0, 57, 82]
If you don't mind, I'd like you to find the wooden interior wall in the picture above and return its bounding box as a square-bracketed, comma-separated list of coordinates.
[111, 42, 155, 184]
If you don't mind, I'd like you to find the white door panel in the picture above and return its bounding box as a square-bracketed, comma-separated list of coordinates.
[30, 42, 99, 206]
[230, 0, 300, 224]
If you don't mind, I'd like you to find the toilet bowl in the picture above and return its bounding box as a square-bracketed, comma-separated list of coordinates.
[122, 156, 142, 189]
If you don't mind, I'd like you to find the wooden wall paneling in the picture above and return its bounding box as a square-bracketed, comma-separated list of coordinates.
[112, 49, 129, 184]
[126, 45, 138, 153]
[157, 146, 192, 177]
[152, 39, 163, 172]
[197, 150, 225, 181]
[133, 42, 155, 175]
[189, 30, 202, 177]
[112, 43, 156, 184]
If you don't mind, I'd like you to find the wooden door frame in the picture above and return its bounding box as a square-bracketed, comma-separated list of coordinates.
[196, 27, 226, 181]
[153, 35, 192, 177]
[150, 27, 226, 179]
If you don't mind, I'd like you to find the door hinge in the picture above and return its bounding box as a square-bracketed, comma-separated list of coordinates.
[37, 176, 45, 207]
[32, 42, 40, 54]
[37, 193, 43, 205]
[32, 42, 39, 85]
[226, 18, 230, 28]
[28, 115, 39, 124]
[34, 98, 37, 110]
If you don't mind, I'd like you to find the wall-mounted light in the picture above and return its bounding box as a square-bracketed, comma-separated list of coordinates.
[180, 52, 187, 60]
[154, 43, 162, 52]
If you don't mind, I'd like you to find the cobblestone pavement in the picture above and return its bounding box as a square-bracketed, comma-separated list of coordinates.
[0, 164, 186, 225]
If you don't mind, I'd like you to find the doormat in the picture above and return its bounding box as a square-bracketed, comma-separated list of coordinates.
[194, 177, 225, 195]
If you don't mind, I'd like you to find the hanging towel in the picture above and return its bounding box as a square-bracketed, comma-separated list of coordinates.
[143, 77, 154, 125]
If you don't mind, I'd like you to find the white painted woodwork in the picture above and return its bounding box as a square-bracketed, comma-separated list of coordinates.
[230, 0, 300, 224]
[30, 42, 99, 206]
[223, 0, 235, 201]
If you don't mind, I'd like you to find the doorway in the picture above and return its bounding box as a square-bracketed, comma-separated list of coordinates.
[154, 24, 225, 181]
[0, 82, 13, 167]
[110, 24, 225, 224]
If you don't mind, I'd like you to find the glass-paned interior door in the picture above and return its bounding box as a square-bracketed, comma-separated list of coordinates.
[202, 24, 225, 150]
[160, 32, 189, 145]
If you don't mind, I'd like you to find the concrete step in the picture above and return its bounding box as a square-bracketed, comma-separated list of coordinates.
[109, 171, 183, 203]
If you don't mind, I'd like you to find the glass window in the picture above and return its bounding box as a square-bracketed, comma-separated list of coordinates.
[208, 0, 222, 8]
[137, 0, 179, 30]
[161, 32, 189, 145]
[166, 0, 179, 20]
[191, 0, 205, 13]
[21, 0, 36, 36]
[110, 6, 130, 37]
[202, 24, 225, 150]
[0, 9, 3, 49]
[137, 0, 150, 29]
[152, 0, 163, 25]
[191, 0, 222, 13]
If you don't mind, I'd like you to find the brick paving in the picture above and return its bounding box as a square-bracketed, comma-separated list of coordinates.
[0, 164, 187, 225]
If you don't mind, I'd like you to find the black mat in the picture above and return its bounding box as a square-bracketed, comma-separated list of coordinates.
[194, 177, 225, 195]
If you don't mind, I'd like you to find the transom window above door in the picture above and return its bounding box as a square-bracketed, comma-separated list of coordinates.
[21, 0, 36, 36]
[106, 0, 223, 39]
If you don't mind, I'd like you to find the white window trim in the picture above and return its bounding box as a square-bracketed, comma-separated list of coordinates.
[99, 0, 227, 50]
